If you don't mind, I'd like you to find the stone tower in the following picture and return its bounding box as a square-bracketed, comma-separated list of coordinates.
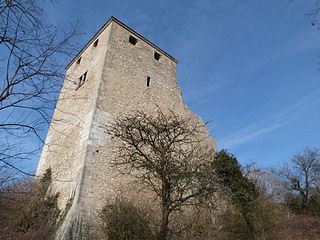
[36, 17, 216, 239]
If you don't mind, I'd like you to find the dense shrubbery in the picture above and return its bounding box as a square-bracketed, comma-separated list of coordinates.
[2, 148, 320, 240]
[97, 148, 320, 240]
[0, 168, 60, 240]
[98, 199, 154, 240]
[169, 207, 218, 240]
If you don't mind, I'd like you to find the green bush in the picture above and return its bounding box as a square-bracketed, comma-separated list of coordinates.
[213, 150, 259, 239]
[213, 150, 280, 240]
[99, 199, 154, 240]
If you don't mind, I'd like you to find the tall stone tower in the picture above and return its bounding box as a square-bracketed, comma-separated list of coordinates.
[37, 17, 216, 239]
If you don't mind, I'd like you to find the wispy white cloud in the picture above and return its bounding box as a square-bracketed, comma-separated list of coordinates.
[182, 25, 320, 105]
[219, 89, 320, 148]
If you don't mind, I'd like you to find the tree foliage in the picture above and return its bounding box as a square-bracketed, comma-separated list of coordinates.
[213, 150, 259, 240]
[213, 150, 259, 211]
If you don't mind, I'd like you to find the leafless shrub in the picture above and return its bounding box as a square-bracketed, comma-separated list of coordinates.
[98, 199, 155, 240]
[0, 168, 60, 240]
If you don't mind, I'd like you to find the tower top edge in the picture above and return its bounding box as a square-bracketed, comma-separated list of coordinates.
[66, 16, 178, 70]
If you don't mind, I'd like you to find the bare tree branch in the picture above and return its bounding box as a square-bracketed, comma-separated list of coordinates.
[0, 0, 81, 174]
[106, 109, 216, 240]
[278, 147, 320, 212]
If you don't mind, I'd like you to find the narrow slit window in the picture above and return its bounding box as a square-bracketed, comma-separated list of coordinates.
[93, 39, 99, 47]
[129, 35, 138, 45]
[76, 71, 87, 90]
[83, 71, 87, 82]
[154, 52, 161, 61]
[76, 57, 81, 64]
[147, 76, 150, 87]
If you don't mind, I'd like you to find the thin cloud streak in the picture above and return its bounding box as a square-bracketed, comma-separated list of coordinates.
[182, 26, 320, 106]
[219, 89, 320, 148]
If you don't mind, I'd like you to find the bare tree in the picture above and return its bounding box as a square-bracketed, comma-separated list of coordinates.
[107, 109, 216, 240]
[0, 165, 15, 190]
[279, 147, 320, 211]
[243, 164, 284, 202]
[309, 0, 320, 26]
[289, 0, 320, 26]
[0, 0, 79, 174]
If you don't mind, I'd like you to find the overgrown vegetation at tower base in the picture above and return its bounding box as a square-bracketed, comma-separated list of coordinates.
[106, 109, 217, 240]
[0, 152, 319, 240]
[1, 108, 319, 240]
[0, 168, 61, 240]
[97, 109, 320, 240]
[97, 149, 320, 240]
[101, 109, 288, 240]
[99, 200, 154, 240]
[96, 150, 274, 240]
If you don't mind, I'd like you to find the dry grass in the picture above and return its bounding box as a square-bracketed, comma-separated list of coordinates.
[276, 212, 320, 240]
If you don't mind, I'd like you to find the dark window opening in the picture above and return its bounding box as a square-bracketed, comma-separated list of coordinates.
[129, 35, 138, 45]
[76, 57, 81, 64]
[76, 71, 87, 90]
[93, 39, 99, 47]
[154, 52, 161, 61]
[147, 76, 150, 87]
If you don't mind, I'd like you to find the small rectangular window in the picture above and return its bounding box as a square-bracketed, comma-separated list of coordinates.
[93, 39, 99, 47]
[147, 76, 150, 87]
[76, 71, 87, 90]
[154, 52, 161, 61]
[129, 35, 138, 45]
[76, 57, 81, 64]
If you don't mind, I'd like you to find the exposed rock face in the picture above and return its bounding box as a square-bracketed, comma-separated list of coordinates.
[36, 17, 216, 239]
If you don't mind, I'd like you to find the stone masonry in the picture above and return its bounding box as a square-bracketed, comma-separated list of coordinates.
[36, 17, 217, 239]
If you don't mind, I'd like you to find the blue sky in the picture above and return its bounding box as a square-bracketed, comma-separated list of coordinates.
[37, 0, 320, 169]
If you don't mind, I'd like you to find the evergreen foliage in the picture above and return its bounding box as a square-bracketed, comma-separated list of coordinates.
[213, 150, 259, 239]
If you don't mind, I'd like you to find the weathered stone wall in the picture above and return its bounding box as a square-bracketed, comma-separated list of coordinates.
[37, 22, 112, 209]
[36, 18, 217, 240]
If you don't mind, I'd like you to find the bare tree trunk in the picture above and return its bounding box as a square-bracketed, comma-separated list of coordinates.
[107, 110, 217, 239]
[304, 172, 309, 208]
[158, 204, 170, 240]
[157, 180, 171, 240]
